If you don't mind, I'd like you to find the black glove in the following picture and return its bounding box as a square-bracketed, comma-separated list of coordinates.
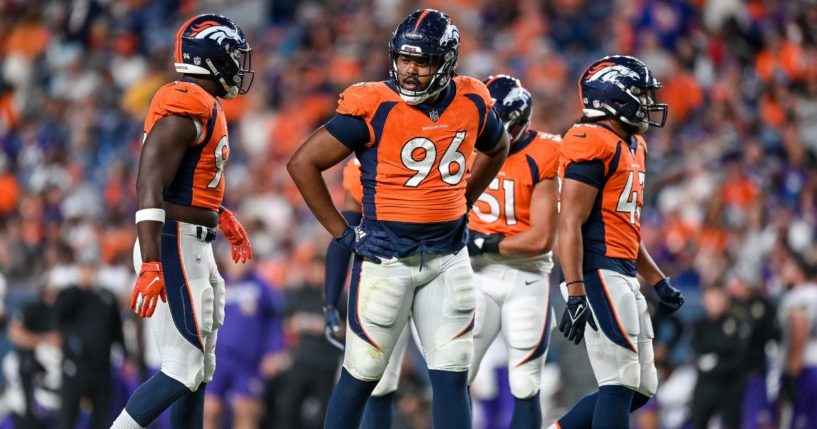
[780, 373, 799, 404]
[655, 278, 684, 314]
[466, 230, 503, 257]
[559, 295, 598, 345]
[323, 306, 344, 351]
[335, 225, 395, 263]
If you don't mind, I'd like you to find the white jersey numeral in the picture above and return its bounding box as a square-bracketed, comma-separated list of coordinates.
[616, 170, 644, 224]
[207, 136, 229, 189]
[400, 131, 467, 187]
[474, 178, 516, 225]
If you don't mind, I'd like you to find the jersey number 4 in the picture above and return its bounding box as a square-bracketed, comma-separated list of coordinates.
[616, 170, 644, 224]
[401, 131, 467, 187]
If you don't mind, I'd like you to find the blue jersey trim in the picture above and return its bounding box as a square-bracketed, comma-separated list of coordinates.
[526, 154, 540, 186]
[363, 217, 468, 257]
[358, 101, 398, 220]
[509, 130, 537, 156]
[415, 82, 456, 120]
[464, 93, 487, 136]
[163, 104, 217, 206]
[564, 160, 605, 188]
[324, 114, 370, 151]
[475, 110, 504, 152]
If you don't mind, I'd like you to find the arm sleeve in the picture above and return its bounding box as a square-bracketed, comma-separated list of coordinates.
[564, 160, 606, 188]
[324, 210, 363, 307]
[475, 109, 504, 152]
[324, 114, 372, 151]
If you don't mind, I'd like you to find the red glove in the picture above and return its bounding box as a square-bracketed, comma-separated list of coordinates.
[131, 262, 167, 318]
[219, 208, 252, 263]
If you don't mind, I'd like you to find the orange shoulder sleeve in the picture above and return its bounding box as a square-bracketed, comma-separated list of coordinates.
[336, 82, 382, 117]
[534, 133, 562, 180]
[457, 76, 495, 110]
[150, 82, 213, 121]
[560, 125, 613, 165]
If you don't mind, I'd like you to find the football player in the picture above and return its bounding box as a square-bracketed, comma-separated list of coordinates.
[779, 252, 817, 429]
[288, 9, 509, 429]
[112, 14, 254, 429]
[323, 158, 413, 429]
[551, 55, 684, 429]
[466, 75, 560, 429]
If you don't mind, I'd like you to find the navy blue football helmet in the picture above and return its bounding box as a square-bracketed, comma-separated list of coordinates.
[485, 74, 532, 144]
[174, 14, 254, 99]
[579, 55, 667, 132]
[389, 9, 460, 105]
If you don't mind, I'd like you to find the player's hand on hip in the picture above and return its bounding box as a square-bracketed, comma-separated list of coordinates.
[131, 262, 167, 318]
[323, 305, 344, 351]
[559, 294, 597, 345]
[219, 207, 253, 263]
[335, 225, 395, 264]
[654, 278, 684, 314]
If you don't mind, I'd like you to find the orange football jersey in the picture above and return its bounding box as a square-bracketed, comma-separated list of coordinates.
[144, 81, 229, 212]
[559, 123, 647, 262]
[336, 76, 494, 224]
[469, 130, 561, 236]
[342, 158, 364, 205]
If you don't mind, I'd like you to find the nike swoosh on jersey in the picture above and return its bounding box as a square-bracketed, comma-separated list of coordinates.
[524, 280, 539, 285]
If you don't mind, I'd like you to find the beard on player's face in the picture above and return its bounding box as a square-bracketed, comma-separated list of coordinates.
[396, 55, 437, 92]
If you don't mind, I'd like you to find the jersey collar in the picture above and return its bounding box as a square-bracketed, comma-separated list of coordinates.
[386, 80, 456, 121]
[509, 129, 537, 156]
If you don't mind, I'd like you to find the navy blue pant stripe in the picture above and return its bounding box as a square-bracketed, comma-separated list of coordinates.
[161, 220, 204, 351]
[585, 270, 637, 353]
[347, 255, 380, 350]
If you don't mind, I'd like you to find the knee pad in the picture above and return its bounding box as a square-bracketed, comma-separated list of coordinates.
[427, 336, 473, 372]
[162, 353, 205, 391]
[509, 368, 540, 399]
[617, 350, 642, 390]
[345, 340, 389, 381]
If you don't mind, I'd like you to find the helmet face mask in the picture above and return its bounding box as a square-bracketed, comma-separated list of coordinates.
[389, 9, 460, 105]
[174, 14, 254, 99]
[579, 55, 668, 133]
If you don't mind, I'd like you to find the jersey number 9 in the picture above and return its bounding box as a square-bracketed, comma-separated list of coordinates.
[401, 131, 467, 187]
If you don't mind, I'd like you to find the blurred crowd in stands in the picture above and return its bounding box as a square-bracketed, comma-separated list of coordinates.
[0, 0, 815, 428]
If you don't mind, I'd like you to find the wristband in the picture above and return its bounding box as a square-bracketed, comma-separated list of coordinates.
[135, 208, 166, 224]
[483, 234, 504, 254]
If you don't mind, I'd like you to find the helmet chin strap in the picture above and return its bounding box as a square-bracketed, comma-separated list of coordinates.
[206, 58, 239, 99]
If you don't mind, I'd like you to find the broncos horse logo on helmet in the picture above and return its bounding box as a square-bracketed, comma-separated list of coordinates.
[174, 14, 254, 99]
[579, 55, 668, 132]
[485, 74, 532, 144]
[389, 9, 460, 105]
